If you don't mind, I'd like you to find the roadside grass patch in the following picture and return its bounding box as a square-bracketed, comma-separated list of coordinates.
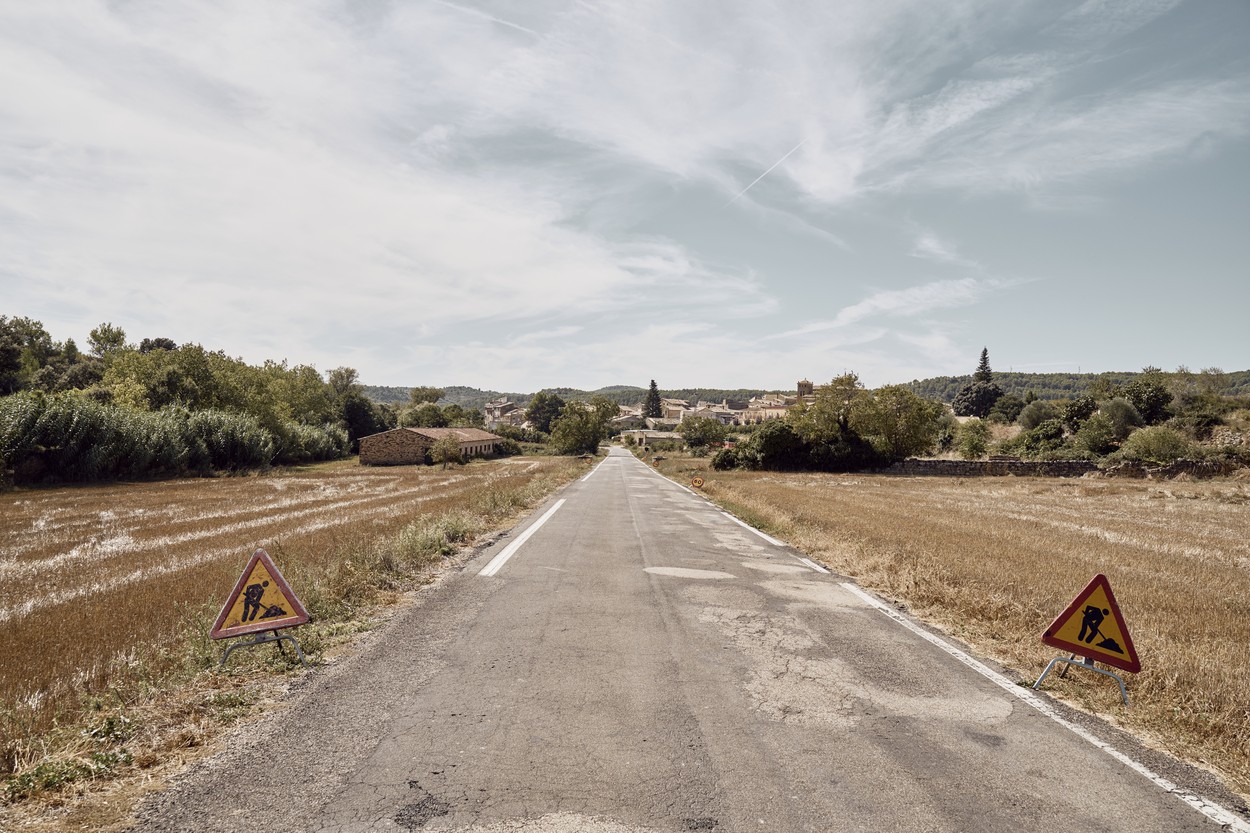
[660, 454, 1250, 800]
[0, 457, 582, 817]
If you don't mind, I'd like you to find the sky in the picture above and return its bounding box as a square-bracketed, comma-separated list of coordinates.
[2, 0, 1248, 392]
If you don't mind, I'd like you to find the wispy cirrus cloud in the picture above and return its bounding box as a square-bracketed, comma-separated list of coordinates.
[776, 278, 1014, 340]
[910, 232, 979, 268]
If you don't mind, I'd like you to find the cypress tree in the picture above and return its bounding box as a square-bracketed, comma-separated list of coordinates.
[973, 347, 993, 384]
[644, 380, 662, 418]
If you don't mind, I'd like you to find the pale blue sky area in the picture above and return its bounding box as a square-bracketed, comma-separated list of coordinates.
[2, 0, 1247, 391]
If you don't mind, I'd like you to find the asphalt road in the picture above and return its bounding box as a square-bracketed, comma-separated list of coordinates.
[133, 448, 1246, 833]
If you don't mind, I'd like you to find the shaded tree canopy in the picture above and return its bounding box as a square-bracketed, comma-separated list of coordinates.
[139, 337, 177, 353]
[409, 386, 445, 405]
[526, 391, 566, 434]
[952, 381, 1002, 418]
[549, 402, 604, 455]
[678, 416, 729, 448]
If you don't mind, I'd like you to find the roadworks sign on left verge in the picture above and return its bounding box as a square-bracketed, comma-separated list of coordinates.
[211, 548, 310, 640]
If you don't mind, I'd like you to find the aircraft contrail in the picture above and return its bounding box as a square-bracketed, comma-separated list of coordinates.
[726, 138, 807, 205]
[431, 0, 540, 36]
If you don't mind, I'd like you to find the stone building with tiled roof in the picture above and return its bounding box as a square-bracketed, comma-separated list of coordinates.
[358, 427, 503, 466]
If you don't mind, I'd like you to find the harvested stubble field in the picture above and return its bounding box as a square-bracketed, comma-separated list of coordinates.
[0, 456, 582, 787]
[688, 465, 1250, 797]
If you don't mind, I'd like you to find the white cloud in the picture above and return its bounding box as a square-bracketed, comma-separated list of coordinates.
[2, 0, 1246, 389]
[910, 232, 978, 268]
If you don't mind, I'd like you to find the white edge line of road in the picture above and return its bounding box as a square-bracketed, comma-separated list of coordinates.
[478, 499, 566, 577]
[581, 457, 612, 482]
[841, 581, 1250, 833]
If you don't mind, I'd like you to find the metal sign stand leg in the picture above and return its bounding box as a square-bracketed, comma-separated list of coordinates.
[1033, 655, 1129, 705]
[220, 629, 308, 668]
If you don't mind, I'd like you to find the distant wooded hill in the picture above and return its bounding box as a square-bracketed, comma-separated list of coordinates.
[362, 385, 785, 410]
[905, 370, 1250, 402]
[365, 370, 1250, 410]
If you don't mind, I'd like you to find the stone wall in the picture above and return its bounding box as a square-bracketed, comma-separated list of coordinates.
[1100, 459, 1244, 479]
[880, 459, 1100, 478]
[880, 458, 1243, 479]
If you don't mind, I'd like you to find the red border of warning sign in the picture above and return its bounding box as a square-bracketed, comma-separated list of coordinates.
[1041, 573, 1141, 673]
[210, 548, 310, 640]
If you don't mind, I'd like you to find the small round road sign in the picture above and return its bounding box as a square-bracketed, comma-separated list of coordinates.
[692, 476, 705, 488]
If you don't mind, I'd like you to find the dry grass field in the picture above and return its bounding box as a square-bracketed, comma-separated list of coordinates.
[675, 462, 1250, 797]
[0, 456, 582, 789]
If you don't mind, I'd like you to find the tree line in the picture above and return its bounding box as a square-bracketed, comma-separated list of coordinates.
[0, 316, 391, 484]
[705, 352, 1249, 473]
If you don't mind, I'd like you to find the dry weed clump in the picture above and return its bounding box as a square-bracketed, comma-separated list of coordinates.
[0, 456, 581, 808]
[695, 468, 1250, 797]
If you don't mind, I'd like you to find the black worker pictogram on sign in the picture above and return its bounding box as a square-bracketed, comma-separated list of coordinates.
[1041, 573, 1140, 673]
[211, 548, 310, 640]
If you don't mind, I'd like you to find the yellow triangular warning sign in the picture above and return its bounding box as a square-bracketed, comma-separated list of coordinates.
[1041, 574, 1140, 673]
[210, 549, 310, 640]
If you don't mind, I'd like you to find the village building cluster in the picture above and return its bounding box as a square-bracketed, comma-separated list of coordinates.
[483, 381, 818, 432]
[360, 382, 818, 466]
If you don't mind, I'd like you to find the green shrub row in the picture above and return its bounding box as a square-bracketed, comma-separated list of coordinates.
[0, 392, 348, 484]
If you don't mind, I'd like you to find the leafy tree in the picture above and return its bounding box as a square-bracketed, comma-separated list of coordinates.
[1063, 396, 1098, 431]
[740, 419, 807, 470]
[1074, 413, 1117, 455]
[342, 392, 394, 452]
[1020, 419, 1066, 458]
[1087, 374, 1119, 400]
[807, 430, 883, 472]
[848, 385, 944, 461]
[1100, 397, 1144, 441]
[525, 391, 566, 434]
[402, 402, 448, 428]
[409, 386, 445, 405]
[986, 393, 1025, 424]
[952, 349, 1002, 417]
[956, 419, 990, 460]
[1117, 426, 1193, 466]
[589, 394, 621, 425]
[440, 403, 485, 427]
[326, 366, 362, 400]
[678, 416, 729, 449]
[1121, 377, 1172, 425]
[549, 403, 604, 455]
[934, 411, 959, 451]
[57, 361, 103, 391]
[101, 344, 222, 411]
[1017, 400, 1061, 430]
[644, 380, 662, 418]
[788, 373, 863, 442]
[952, 381, 1002, 418]
[138, 337, 177, 353]
[1197, 367, 1228, 397]
[88, 322, 128, 358]
[0, 317, 22, 394]
[430, 435, 463, 469]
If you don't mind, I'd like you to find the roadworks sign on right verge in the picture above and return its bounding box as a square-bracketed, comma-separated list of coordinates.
[1042, 573, 1141, 673]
